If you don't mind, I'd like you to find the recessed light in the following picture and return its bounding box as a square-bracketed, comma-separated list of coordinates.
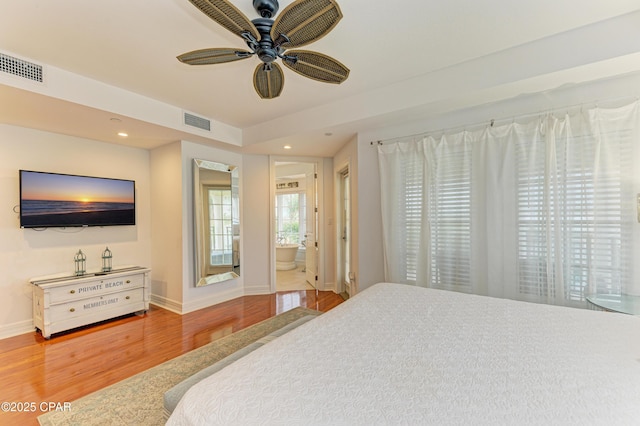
[324, 132, 333, 136]
[110, 117, 122, 122]
[283, 145, 292, 150]
[117, 132, 128, 137]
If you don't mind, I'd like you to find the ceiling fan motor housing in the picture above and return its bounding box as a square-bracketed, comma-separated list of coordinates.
[253, 0, 279, 18]
[252, 18, 277, 63]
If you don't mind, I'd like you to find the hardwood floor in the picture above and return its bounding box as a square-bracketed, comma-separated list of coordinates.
[0, 290, 344, 426]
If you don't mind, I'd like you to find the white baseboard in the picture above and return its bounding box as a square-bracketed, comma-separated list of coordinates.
[319, 281, 337, 293]
[149, 294, 183, 314]
[182, 287, 244, 314]
[151, 288, 245, 315]
[243, 283, 271, 295]
[0, 319, 35, 340]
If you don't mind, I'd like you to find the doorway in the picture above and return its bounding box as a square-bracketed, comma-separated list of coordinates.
[272, 160, 319, 292]
[338, 166, 352, 297]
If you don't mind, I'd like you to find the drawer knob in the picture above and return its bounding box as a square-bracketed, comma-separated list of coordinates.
[69, 308, 75, 313]
[70, 290, 76, 294]
[126, 296, 130, 300]
[126, 280, 131, 284]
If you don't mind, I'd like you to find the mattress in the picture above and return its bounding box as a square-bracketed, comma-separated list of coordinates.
[167, 283, 640, 425]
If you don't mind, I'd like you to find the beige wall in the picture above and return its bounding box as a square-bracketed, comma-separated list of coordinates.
[149, 140, 247, 314]
[0, 124, 152, 338]
[0, 127, 341, 339]
[149, 141, 183, 311]
[354, 138, 386, 291]
[333, 134, 388, 294]
[242, 155, 272, 294]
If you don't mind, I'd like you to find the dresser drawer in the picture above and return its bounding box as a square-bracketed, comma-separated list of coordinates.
[50, 288, 144, 321]
[32, 267, 151, 339]
[48, 274, 144, 304]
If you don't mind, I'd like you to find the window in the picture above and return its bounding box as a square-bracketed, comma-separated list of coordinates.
[426, 143, 472, 292]
[379, 102, 638, 307]
[403, 161, 423, 283]
[275, 192, 306, 245]
[384, 139, 472, 291]
[206, 186, 233, 270]
[517, 129, 632, 303]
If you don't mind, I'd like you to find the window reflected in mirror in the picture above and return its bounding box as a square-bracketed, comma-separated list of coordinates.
[193, 159, 239, 286]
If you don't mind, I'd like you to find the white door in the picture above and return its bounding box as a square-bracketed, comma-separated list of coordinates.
[305, 166, 317, 288]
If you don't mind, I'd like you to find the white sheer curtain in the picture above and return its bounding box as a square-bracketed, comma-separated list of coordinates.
[379, 101, 640, 307]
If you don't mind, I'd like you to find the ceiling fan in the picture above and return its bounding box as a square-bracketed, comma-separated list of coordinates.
[178, 0, 350, 99]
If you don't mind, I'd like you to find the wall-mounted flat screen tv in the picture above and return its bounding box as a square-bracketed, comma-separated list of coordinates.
[19, 170, 136, 228]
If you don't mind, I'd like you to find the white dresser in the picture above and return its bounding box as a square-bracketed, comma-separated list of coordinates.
[31, 266, 151, 339]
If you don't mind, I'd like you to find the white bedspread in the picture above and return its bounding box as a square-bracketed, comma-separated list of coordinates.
[168, 283, 640, 425]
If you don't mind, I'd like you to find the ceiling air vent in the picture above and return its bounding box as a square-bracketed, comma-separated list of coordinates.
[0, 52, 43, 82]
[183, 112, 211, 132]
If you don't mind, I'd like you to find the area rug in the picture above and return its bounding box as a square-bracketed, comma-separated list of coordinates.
[38, 307, 321, 426]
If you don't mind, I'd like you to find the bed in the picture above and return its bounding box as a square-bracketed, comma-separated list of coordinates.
[167, 283, 640, 425]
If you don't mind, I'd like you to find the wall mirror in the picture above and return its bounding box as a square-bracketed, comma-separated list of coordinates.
[193, 159, 240, 286]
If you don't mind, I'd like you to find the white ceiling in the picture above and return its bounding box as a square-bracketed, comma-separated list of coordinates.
[1, 0, 640, 156]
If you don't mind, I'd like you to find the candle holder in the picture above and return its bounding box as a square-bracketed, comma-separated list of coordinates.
[102, 247, 113, 273]
[74, 250, 86, 276]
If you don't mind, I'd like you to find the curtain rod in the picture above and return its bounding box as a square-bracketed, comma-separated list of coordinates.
[371, 93, 639, 146]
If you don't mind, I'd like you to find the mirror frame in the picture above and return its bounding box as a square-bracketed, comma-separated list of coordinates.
[193, 159, 240, 286]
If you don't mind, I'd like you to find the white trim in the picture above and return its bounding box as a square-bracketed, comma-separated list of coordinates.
[181, 287, 244, 314]
[323, 281, 337, 293]
[149, 295, 183, 314]
[152, 286, 246, 314]
[243, 283, 271, 295]
[0, 319, 35, 339]
[335, 160, 351, 296]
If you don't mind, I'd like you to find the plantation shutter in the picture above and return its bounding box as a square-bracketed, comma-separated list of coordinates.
[404, 159, 424, 283]
[426, 138, 472, 292]
[379, 101, 638, 306]
[516, 120, 633, 305]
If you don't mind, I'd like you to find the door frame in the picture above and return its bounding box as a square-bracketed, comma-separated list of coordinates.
[303, 165, 317, 288]
[269, 156, 326, 293]
[337, 165, 351, 296]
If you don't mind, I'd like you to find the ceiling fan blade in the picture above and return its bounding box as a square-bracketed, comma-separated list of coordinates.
[282, 50, 349, 84]
[177, 48, 254, 65]
[270, 0, 343, 49]
[188, 0, 259, 41]
[253, 63, 284, 99]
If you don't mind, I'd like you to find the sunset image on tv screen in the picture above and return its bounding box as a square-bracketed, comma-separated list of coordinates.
[20, 171, 135, 228]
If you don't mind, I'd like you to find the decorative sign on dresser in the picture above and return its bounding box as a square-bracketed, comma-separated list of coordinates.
[31, 266, 151, 339]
